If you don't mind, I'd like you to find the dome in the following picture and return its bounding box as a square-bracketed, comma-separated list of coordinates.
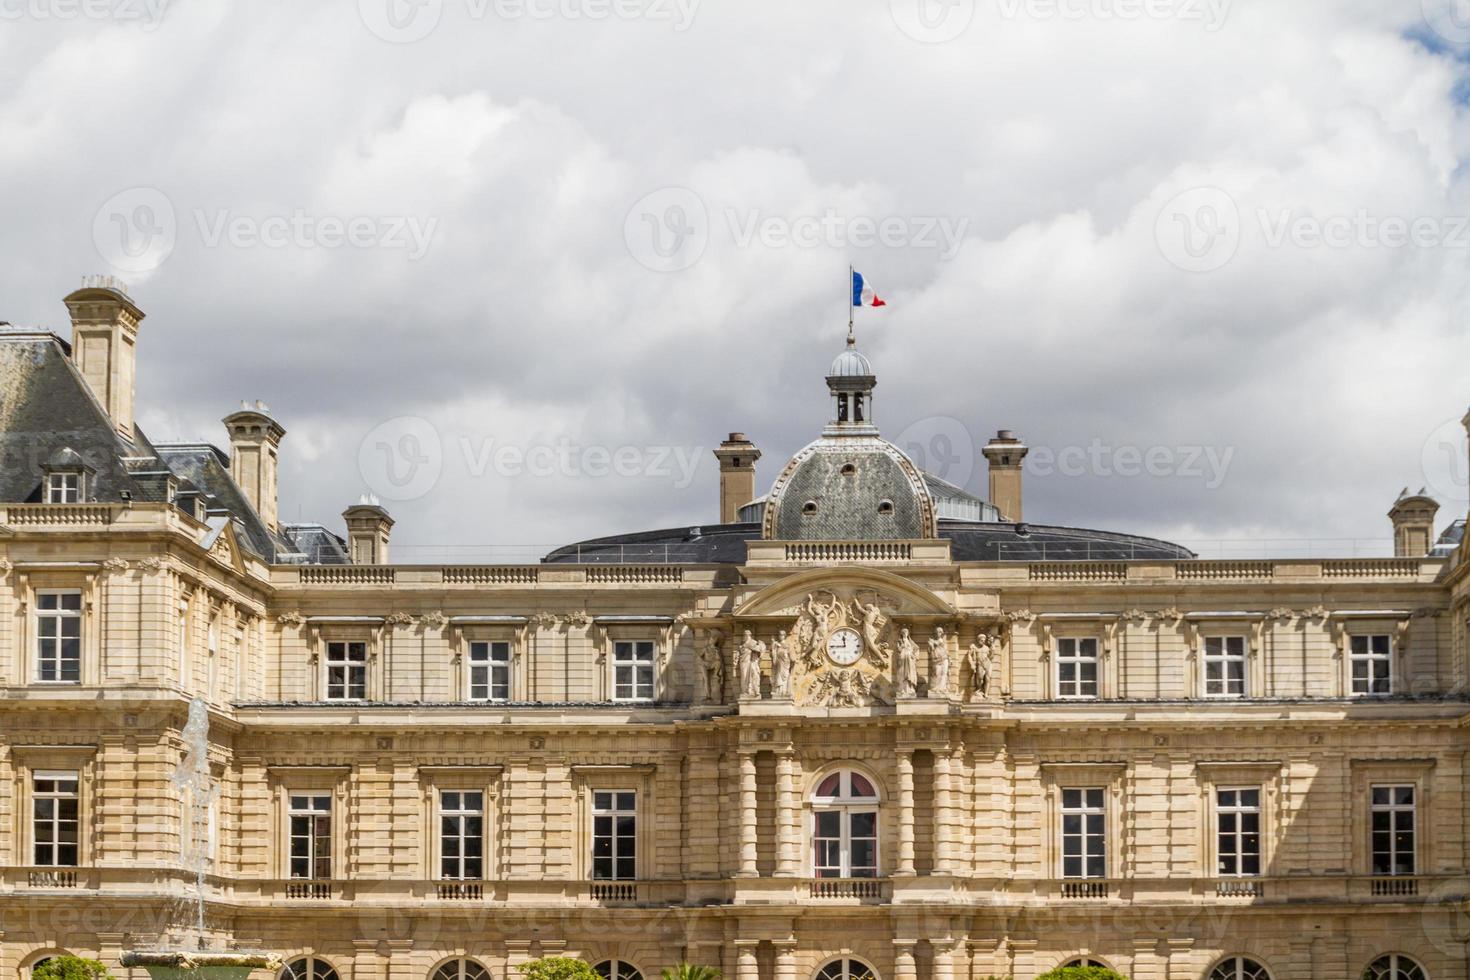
[828, 345, 873, 379]
[762, 436, 938, 540]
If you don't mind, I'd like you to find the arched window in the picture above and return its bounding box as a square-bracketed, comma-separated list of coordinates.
[29, 957, 56, 979]
[1209, 958, 1271, 980]
[432, 960, 489, 980]
[594, 962, 642, 980]
[1064, 960, 1108, 969]
[281, 958, 340, 980]
[812, 769, 879, 879]
[1363, 955, 1427, 980]
[815, 960, 878, 980]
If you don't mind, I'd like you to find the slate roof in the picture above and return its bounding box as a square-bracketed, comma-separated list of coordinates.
[543, 519, 1194, 564]
[0, 327, 344, 564]
[763, 436, 939, 540]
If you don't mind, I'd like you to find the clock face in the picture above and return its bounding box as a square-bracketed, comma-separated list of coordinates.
[826, 628, 862, 666]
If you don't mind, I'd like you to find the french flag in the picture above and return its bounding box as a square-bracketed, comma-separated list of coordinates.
[852, 270, 886, 308]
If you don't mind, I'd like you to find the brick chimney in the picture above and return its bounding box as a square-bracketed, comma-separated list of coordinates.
[1388, 488, 1438, 558]
[222, 402, 286, 532]
[713, 433, 761, 524]
[983, 430, 1030, 523]
[343, 497, 394, 564]
[64, 277, 144, 442]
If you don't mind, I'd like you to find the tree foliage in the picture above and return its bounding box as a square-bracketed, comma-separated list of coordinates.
[1035, 968, 1130, 980]
[517, 959, 602, 980]
[660, 967, 721, 980]
[32, 957, 114, 980]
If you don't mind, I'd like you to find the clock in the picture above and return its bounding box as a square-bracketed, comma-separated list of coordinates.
[826, 627, 863, 666]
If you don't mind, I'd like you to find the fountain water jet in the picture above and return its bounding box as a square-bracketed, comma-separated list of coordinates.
[122, 698, 280, 980]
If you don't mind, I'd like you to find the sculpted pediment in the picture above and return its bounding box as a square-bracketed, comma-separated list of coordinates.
[731, 569, 956, 709]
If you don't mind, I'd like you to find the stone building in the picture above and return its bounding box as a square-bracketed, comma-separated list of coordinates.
[0, 279, 1467, 980]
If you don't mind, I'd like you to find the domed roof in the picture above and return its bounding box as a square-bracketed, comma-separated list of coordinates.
[762, 436, 938, 540]
[828, 344, 874, 379]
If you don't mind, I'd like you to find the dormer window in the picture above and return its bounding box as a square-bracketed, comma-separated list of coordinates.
[46, 472, 81, 504]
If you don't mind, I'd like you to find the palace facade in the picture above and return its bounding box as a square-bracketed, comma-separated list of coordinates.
[1, 280, 1468, 980]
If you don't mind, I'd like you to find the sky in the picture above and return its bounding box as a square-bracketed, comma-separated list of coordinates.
[4, 0, 1470, 561]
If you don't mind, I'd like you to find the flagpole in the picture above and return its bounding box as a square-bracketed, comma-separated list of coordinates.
[847, 263, 855, 347]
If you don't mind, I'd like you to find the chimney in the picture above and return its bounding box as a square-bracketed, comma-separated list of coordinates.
[64, 277, 144, 441]
[1388, 488, 1438, 558]
[343, 496, 394, 564]
[983, 429, 1030, 523]
[713, 433, 761, 524]
[222, 402, 286, 532]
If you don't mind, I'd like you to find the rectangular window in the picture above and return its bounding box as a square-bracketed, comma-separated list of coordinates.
[288, 794, 332, 879]
[46, 473, 81, 503]
[439, 790, 484, 880]
[33, 771, 80, 867]
[591, 790, 636, 880]
[1215, 787, 1261, 876]
[1060, 787, 1106, 879]
[36, 590, 82, 683]
[813, 808, 878, 878]
[325, 642, 367, 700]
[1370, 785, 1416, 876]
[1203, 636, 1247, 697]
[1055, 638, 1099, 699]
[612, 641, 655, 702]
[469, 641, 511, 702]
[1351, 635, 1392, 696]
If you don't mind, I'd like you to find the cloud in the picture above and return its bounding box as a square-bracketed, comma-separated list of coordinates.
[2, 1, 1469, 560]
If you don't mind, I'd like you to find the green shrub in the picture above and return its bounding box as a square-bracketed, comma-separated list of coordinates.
[32, 958, 114, 980]
[1035, 968, 1129, 980]
[517, 959, 601, 980]
[660, 968, 721, 980]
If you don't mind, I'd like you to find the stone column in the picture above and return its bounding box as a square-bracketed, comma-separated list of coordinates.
[933, 750, 953, 873]
[777, 751, 799, 876]
[931, 936, 956, 980]
[894, 942, 918, 980]
[352, 940, 383, 980]
[735, 941, 760, 980]
[897, 750, 916, 874]
[385, 940, 415, 980]
[739, 751, 759, 876]
[774, 941, 798, 980]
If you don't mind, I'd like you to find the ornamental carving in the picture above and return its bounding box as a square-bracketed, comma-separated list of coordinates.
[780, 589, 900, 707]
[102, 557, 129, 573]
[277, 612, 305, 628]
[138, 556, 163, 571]
[385, 612, 415, 627]
[418, 611, 448, 630]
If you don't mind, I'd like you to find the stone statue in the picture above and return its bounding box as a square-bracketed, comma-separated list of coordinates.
[771, 628, 793, 698]
[967, 632, 994, 702]
[853, 598, 889, 666]
[929, 627, 950, 697]
[738, 630, 766, 699]
[895, 628, 919, 698]
[697, 629, 724, 704]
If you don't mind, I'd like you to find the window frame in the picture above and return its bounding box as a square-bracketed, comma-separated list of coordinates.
[1202, 634, 1249, 698]
[590, 789, 639, 881]
[611, 639, 657, 703]
[45, 472, 82, 504]
[809, 768, 881, 879]
[279, 957, 340, 980]
[270, 769, 348, 882]
[31, 770, 81, 868]
[813, 958, 879, 980]
[1214, 785, 1263, 877]
[1206, 957, 1273, 980]
[594, 961, 645, 980]
[1369, 783, 1417, 877]
[1053, 636, 1100, 700]
[286, 792, 333, 881]
[323, 640, 368, 701]
[34, 589, 83, 685]
[1349, 632, 1394, 697]
[467, 640, 512, 703]
[1362, 954, 1428, 980]
[437, 788, 486, 881]
[1351, 760, 1432, 878]
[1059, 786, 1108, 880]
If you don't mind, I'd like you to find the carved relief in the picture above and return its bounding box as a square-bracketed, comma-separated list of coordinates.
[772, 589, 908, 707]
